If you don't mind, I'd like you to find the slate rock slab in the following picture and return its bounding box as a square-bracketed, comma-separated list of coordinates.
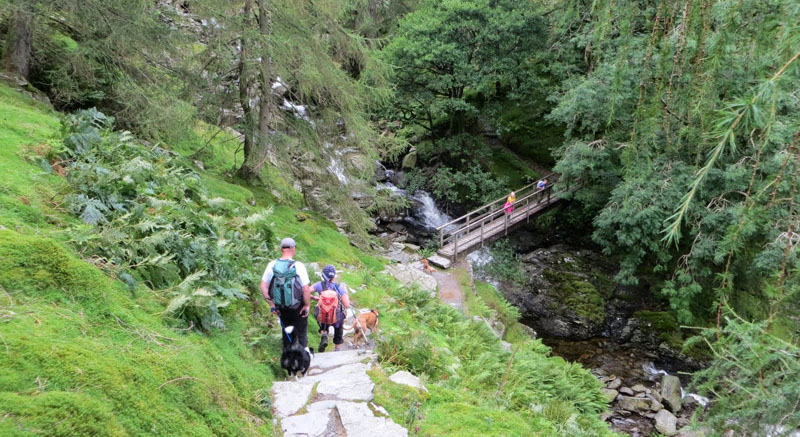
[389, 370, 428, 393]
[311, 350, 375, 372]
[336, 401, 408, 437]
[271, 380, 315, 418]
[281, 409, 334, 437]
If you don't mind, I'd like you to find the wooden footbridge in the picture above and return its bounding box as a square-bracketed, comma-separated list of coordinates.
[435, 175, 563, 261]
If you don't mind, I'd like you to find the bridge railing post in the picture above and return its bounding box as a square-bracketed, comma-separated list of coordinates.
[453, 230, 458, 262]
[439, 228, 443, 248]
[480, 220, 485, 247]
[526, 196, 530, 222]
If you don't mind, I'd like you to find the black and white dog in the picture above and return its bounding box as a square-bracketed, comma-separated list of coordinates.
[280, 326, 314, 379]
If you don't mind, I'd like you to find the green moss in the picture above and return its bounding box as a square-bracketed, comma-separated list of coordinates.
[632, 310, 684, 348]
[543, 270, 606, 325]
[0, 230, 112, 309]
[0, 391, 126, 436]
[632, 310, 679, 333]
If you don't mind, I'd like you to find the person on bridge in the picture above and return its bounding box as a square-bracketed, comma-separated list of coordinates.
[504, 191, 516, 215]
[311, 265, 350, 352]
[537, 179, 548, 190]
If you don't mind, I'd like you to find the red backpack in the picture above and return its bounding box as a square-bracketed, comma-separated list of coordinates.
[317, 283, 341, 325]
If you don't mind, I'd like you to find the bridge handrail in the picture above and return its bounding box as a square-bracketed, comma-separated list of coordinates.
[438, 185, 553, 247]
[435, 172, 556, 232]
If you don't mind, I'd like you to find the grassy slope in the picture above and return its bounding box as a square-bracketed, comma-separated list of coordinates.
[0, 84, 281, 435]
[0, 83, 613, 436]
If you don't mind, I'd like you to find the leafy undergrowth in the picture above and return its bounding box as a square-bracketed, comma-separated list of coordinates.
[0, 230, 277, 435]
[358, 276, 614, 436]
[0, 82, 612, 436]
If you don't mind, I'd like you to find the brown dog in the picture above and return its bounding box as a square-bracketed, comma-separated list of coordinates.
[352, 309, 379, 349]
[421, 258, 436, 274]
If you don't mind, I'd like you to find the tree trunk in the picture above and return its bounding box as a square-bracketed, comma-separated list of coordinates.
[2, 4, 34, 80]
[237, 0, 274, 181]
[237, 0, 260, 181]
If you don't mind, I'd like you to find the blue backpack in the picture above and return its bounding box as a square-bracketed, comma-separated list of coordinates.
[270, 260, 303, 309]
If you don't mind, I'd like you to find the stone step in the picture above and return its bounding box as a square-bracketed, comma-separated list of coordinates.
[310, 350, 376, 372]
[427, 254, 452, 269]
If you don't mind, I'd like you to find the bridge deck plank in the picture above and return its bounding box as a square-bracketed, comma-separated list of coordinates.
[437, 196, 560, 258]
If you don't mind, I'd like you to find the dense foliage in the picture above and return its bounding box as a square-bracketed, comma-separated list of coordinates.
[544, 0, 800, 431]
[57, 109, 274, 331]
[384, 0, 548, 209]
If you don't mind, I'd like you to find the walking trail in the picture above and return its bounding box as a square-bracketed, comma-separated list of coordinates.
[270, 349, 409, 436]
[432, 270, 464, 312]
[432, 261, 469, 312]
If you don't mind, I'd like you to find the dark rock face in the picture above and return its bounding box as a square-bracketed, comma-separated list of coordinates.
[501, 244, 620, 340]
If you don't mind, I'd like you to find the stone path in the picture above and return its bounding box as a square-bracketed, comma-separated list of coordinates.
[270, 350, 408, 437]
[432, 269, 464, 312]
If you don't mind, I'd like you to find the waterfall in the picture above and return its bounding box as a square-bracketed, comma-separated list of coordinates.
[411, 190, 453, 230]
[324, 142, 349, 185]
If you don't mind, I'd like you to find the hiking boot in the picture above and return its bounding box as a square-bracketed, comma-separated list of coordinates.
[334, 344, 342, 351]
[318, 334, 328, 352]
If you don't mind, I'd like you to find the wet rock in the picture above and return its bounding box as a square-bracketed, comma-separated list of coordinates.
[617, 395, 650, 412]
[502, 245, 615, 339]
[619, 387, 634, 396]
[346, 152, 371, 174]
[389, 370, 428, 393]
[654, 409, 678, 435]
[606, 378, 622, 390]
[601, 388, 619, 403]
[660, 375, 683, 413]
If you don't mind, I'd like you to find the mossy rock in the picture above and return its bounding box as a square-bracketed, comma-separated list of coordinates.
[401, 150, 417, 169]
[632, 310, 683, 348]
[632, 310, 679, 333]
[562, 280, 605, 326]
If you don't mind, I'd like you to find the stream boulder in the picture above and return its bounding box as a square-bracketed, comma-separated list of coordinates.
[617, 395, 650, 413]
[660, 375, 683, 413]
[654, 409, 678, 435]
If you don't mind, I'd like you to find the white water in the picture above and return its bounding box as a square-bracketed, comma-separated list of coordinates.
[324, 142, 349, 185]
[412, 190, 453, 230]
[643, 362, 710, 408]
[467, 247, 494, 267]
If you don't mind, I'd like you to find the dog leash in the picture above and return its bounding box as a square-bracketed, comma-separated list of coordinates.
[274, 309, 293, 344]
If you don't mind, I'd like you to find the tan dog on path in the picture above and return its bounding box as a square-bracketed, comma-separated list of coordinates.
[352, 309, 379, 349]
[421, 258, 436, 274]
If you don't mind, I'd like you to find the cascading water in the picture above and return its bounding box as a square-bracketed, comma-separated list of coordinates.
[410, 190, 454, 231]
